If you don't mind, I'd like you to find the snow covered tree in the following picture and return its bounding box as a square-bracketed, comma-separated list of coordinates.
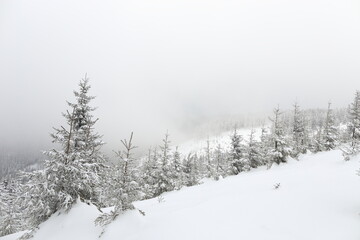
[311, 125, 324, 153]
[140, 147, 160, 199]
[18, 76, 106, 232]
[154, 132, 175, 196]
[244, 129, 262, 168]
[347, 91, 360, 142]
[268, 106, 290, 168]
[258, 126, 271, 166]
[115, 132, 140, 205]
[96, 132, 140, 227]
[292, 102, 307, 157]
[204, 138, 215, 178]
[182, 153, 201, 186]
[214, 144, 226, 180]
[228, 128, 248, 174]
[342, 91, 360, 160]
[45, 76, 106, 205]
[323, 102, 338, 151]
[0, 179, 21, 237]
[171, 146, 184, 190]
[16, 170, 58, 234]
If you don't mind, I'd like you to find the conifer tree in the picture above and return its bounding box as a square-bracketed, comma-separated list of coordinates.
[214, 144, 226, 180]
[18, 76, 106, 232]
[182, 153, 200, 186]
[172, 146, 184, 190]
[342, 91, 360, 160]
[204, 138, 215, 178]
[311, 125, 324, 153]
[112, 132, 140, 208]
[292, 102, 307, 157]
[228, 128, 247, 175]
[268, 106, 290, 168]
[258, 126, 271, 166]
[0, 179, 21, 237]
[323, 102, 338, 151]
[245, 129, 262, 168]
[140, 147, 159, 199]
[96, 132, 140, 227]
[154, 132, 175, 195]
[348, 91, 360, 142]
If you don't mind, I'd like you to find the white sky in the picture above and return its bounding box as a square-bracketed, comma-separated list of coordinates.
[0, 0, 360, 153]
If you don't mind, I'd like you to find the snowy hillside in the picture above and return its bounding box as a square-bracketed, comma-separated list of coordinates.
[3, 150, 360, 240]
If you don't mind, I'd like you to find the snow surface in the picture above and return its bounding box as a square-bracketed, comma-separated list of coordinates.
[3, 150, 360, 240]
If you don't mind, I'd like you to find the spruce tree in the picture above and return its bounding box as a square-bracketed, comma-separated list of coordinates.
[323, 102, 338, 151]
[268, 106, 290, 168]
[182, 153, 200, 186]
[292, 102, 307, 157]
[228, 128, 247, 175]
[214, 144, 226, 180]
[245, 129, 262, 168]
[258, 126, 271, 166]
[140, 147, 159, 199]
[154, 132, 175, 195]
[96, 132, 140, 227]
[311, 125, 324, 153]
[0, 179, 21, 237]
[204, 138, 214, 178]
[172, 146, 184, 190]
[342, 91, 360, 160]
[18, 76, 106, 232]
[348, 91, 360, 141]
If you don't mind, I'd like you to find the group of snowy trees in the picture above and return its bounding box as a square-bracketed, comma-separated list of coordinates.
[1, 78, 360, 238]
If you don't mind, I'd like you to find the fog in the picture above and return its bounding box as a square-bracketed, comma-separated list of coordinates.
[1, 0, 360, 155]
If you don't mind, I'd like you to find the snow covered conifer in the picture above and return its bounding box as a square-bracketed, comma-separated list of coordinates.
[182, 153, 200, 186]
[18, 76, 106, 231]
[311, 125, 324, 153]
[268, 106, 290, 168]
[0, 179, 21, 237]
[244, 129, 262, 168]
[113, 132, 140, 209]
[342, 91, 360, 160]
[228, 128, 248, 174]
[96, 132, 140, 227]
[172, 146, 184, 190]
[258, 126, 271, 166]
[292, 102, 307, 157]
[323, 102, 338, 151]
[17, 170, 56, 231]
[154, 132, 175, 196]
[204, 138, 215, 178]
[214, 144, 226, 179]
[140, 147, 160, 199]
[45, 76, 105, 206]
[347, 91, 360, 142]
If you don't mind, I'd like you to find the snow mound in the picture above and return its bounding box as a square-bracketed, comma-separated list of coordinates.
[3, 150, 360, 240]
[3, 202, 102, 240]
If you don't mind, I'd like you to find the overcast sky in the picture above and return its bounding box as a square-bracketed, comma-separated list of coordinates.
[1, 0, 360, 153]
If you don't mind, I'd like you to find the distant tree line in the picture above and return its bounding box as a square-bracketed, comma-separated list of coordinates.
[1, 77, 359, 238]
[0, 151, 44, 180]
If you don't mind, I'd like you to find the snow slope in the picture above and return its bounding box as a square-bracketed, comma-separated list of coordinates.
[3, 150, 360, 240]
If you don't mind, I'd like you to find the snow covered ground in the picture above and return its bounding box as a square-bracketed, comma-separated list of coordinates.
[3, 150, 360, 240]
